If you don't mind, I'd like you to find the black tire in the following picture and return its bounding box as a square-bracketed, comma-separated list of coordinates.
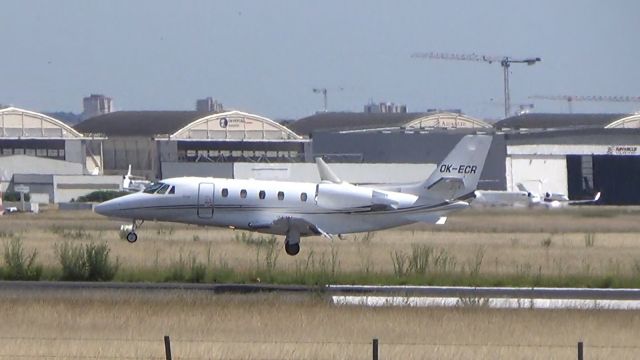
[126, 232, 138, 243]
[284, 242, 300, 256]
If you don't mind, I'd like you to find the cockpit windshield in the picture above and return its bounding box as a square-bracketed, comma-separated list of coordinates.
[143, 182, 175, 195]
[143, 182, 163, 194]
[156, 184, 171, 194]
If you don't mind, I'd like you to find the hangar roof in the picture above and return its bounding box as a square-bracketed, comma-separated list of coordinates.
[75, 111, 211, 136]
[289, 112, 491, 136]
[494, 113, 631, 130]
[75, 110, 301, 140]
[0, 106, 83, 138]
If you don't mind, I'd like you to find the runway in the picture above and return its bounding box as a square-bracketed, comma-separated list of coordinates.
[3, 281, 640, 303]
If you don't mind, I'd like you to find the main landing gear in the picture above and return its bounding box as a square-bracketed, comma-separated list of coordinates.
[284, 230, 301, 256]
[121, 219, 144, 243]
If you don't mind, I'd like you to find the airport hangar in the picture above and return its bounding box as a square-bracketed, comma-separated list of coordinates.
[3, 106, 640, 205]
[297, 112, 640, 205]
[0, 106, 120, 203]
[73, 110, 310, 181]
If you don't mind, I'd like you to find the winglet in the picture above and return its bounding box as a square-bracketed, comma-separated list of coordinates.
[315, 157, 342, 184]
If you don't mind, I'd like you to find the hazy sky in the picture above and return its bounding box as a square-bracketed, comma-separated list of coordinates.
[1, 0, 638, 120]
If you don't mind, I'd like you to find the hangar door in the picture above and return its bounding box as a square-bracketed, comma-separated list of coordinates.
[506, 155, 567, 194]
[592, 156, 640, 205]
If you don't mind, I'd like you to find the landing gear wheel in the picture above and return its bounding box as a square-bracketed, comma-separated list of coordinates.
[284, 242, 300, 256]
[126, 232, 138, 243]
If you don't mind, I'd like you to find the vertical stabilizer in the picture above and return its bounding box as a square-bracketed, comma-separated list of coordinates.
[419, 135, 493, 201]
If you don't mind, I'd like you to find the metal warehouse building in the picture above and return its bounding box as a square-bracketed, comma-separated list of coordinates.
[295, 111, 640, 204]
[496, 113, 640, 205]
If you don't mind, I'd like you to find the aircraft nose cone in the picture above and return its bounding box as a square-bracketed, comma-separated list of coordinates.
[94, 199, 119, 216]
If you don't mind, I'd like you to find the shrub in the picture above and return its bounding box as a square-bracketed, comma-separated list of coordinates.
[3, 191, 30, 202]
[187, 256, 207, 283]
[164, 253, 207, 283]
[2, 238, 42, 280]
[55, 242, 119, 281]
[84, 243, 119, 281]
[76, 191, 129, 203]
[55, 242, 86, 280]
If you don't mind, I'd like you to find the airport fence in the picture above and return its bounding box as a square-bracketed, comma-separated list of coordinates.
[0, 335, 636, 359]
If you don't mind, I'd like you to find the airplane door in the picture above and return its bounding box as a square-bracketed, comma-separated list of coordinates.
[197, 183, 215, 218]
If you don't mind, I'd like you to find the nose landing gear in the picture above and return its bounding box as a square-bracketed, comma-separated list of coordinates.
[126, 231, 138, 243]
[121, 219, 144, 243]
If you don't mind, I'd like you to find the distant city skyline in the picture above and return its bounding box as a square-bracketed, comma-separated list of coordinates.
[1, 0, 638, 120]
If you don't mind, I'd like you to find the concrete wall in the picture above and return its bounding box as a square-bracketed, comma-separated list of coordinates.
[53, 175, 122, 203]
[0, 155, 83, 192]
[233, 162, 434, 183]
[64, 139, 84, 165]
[102, 137, 155, 178]
[161, 162, 234, 179]
[161, 161, 433, 184]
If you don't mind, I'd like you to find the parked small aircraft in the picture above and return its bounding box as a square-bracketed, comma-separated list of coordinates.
[95, 135, 492, 255]
[122, 165, 151, 192]
[474, 183, 600, 208]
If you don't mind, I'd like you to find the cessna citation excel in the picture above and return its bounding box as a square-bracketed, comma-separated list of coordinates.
[95, 135, 492, 255]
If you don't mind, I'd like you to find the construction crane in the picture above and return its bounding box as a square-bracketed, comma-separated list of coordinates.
[529, 95, 640, 113]
[411, 52, 541, 118]
[312, 87, 343, 112]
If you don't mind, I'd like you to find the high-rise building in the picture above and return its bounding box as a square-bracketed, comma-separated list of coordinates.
[196, 97, 224, 112]
[82, 94, 113, 120]
[364, 101, 407, 114]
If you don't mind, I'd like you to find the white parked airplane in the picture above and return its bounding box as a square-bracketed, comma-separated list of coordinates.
[474, 183, 600, 208]
[95, 135, 492, 255]
[122, 164, 152, 192]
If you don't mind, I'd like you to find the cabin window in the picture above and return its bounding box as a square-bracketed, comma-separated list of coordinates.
[221, 188, 229, 197]
[240, 189, 247, 198]
[277, 191, 285, 200]
[259, 190, 266, 200]
[156, 184, 171, 194]
[300, 192, 307, 202]
[168, 186, 175, 195]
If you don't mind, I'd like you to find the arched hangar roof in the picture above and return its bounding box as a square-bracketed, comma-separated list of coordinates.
[75, 110, 301, 140]
[0, 106, 83, 138]
[494, 113, 638, 130]
[605, 114, 640, 128]
[289, 112, 491, 136]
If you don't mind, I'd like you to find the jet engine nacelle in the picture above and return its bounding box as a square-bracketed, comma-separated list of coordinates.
[315, 183, 416, 210]
[315, 183, 378, 210]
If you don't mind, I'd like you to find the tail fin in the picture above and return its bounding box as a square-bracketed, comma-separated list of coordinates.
[419, 135, 492, 201]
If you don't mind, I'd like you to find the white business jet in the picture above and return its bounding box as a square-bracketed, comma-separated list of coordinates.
[95, 135, 492, 255]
